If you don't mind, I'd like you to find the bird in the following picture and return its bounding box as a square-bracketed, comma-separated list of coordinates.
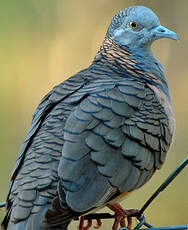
[2, 5, 178, 230]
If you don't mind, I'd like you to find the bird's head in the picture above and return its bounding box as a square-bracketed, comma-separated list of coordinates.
[107, 6, 179, 50]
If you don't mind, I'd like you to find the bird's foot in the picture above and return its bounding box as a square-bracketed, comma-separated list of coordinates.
[94, 219, 102, 229]
[78, 216, 102, 230]
[107, 204, 139, 230]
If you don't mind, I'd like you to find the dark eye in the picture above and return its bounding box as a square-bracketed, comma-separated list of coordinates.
[129, 21, 144, 32]
[129, 21, 138, 30]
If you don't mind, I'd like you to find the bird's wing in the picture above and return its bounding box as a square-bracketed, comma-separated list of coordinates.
[3, 74, 89, 227]
[57, 79, 173, 213]
[9, 75, 87, 184]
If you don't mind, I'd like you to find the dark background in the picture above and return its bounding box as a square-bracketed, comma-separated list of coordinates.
[0, 0, 187, 228]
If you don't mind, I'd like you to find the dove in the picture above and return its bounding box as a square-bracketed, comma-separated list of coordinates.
[2, 5, 178, 230]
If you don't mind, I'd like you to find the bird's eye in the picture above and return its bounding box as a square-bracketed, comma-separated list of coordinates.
[129, 21, 138, 30]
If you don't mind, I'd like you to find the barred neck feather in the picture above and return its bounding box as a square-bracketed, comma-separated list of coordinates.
[92, 36, 170, 98]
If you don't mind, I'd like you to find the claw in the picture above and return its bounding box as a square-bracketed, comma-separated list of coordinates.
[107, 204, 139, 230]
[78, 216, 102, 230]
[78, 216, 85, 230]
[120, 217, 126, 228]
[83, 219, 92, 230]
[94, 219, 102, 229]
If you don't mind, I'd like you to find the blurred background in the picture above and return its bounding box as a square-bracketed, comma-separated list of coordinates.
[0, 0, 187, 228]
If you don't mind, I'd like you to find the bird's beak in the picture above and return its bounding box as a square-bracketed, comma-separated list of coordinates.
[151, 25, 179, 41]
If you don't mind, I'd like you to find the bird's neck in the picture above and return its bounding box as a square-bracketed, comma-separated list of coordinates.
[92, 36, 169, 97]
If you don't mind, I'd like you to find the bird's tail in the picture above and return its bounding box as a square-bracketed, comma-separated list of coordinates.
[2, 201, 73, 230]
[2, 196, 76, 230]
[43, 196, 75, 230]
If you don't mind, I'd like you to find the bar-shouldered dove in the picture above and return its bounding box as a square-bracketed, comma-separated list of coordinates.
[2, 5, 178, 230]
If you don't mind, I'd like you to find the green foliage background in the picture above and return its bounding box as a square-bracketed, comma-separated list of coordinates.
[0, 0, 187, 228]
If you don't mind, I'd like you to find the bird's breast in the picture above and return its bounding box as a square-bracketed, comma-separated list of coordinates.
[147, 84, 175, 137]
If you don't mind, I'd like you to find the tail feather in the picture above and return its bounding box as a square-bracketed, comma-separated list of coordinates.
[43, 196, 75, 229]
[2, 183, 78, 230]
[3, 200, 73, 230]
